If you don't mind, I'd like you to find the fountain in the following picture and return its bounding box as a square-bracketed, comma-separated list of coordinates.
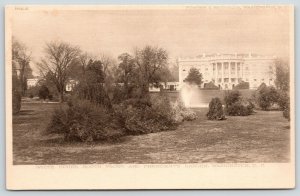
[180, 83, 208, 108]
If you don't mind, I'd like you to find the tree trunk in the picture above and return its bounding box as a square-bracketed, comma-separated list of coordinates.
[59, 92, 64, 103]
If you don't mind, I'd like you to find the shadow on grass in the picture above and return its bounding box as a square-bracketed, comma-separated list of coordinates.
[18, 109, 35, 115]
[39, 133, 131, 147]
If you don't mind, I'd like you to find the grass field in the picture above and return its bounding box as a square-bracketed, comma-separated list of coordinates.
[12, 102, 290, 164]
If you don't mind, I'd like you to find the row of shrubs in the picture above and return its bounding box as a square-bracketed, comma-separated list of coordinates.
[206, 90, 254, 120]
[47, 94, 197, 142]
[207, 84, 290, 121]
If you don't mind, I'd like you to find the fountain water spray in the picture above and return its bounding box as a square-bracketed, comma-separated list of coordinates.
[180, 83, 208, 108]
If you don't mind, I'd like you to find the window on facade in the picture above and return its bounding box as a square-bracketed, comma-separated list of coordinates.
[231, 78, 235, 82]
[213, 64, 216, 70]
[254, 79, 257, 81]
[183, 69, 186, 71]
[218, 78, 222, 83]
[224, 63, 229, 70]
[245, 67, 249, 70]
[224, 78, 229, 82]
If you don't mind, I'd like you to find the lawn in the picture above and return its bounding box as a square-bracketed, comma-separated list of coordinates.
[13, 102, 290, 164]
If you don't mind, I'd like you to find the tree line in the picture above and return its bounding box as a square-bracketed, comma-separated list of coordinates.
[13, 39, 180, 104]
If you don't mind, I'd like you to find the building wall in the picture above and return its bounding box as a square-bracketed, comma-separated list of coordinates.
[178, 53, 275, 90]
[27, 78, 39, 87]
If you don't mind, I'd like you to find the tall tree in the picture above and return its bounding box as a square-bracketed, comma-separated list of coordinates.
[134, 46, 168, 96]
[274, 59, 289, 92]
[75, 59, 112, 109]
[117, 53, 136, 97]
[184, 68, 203, 86]
[38, 41, 80, 102]
[12, 37, 33, 95]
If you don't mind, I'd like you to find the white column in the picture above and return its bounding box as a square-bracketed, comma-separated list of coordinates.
[229, 62, 231, 85]
[221, 62, 224, 89]
[235, 62, 238, 84]
[214, 63, 217, 83]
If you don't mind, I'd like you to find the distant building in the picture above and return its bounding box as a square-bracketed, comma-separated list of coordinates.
[149, 82, 180, 92]
[178, 53, 276, 90]
[27, 78, 39, 87]
[66, 79, 78, 92]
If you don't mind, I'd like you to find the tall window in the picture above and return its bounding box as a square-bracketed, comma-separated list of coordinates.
[230, 62, 235, 75]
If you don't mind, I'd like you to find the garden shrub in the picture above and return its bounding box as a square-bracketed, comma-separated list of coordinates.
[255, 85, 279, 110]
[47, 98, 124, 142]
[278, 91, 290, 120]
[26, 86, 39, 98]
[114, 94, 196, 135]
[170, 100, 197, 122]
[234, 81, 249, 90]
[225, 99, 255, 116]
[12, 90, 22, 115]
[283, 102, 290, 120]
[39, 85, 50, 100]
[206, 97, 225, 120]
[224, 90, 254, 116]
[114, 94, 176, 134]
[277, 90, 289, 110]
[203, 81, 219, 90]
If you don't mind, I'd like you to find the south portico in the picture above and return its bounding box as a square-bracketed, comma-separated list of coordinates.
[178, 53, 275, 90]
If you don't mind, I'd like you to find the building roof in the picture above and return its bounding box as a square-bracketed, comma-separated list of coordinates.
[178, 53, 276, 62]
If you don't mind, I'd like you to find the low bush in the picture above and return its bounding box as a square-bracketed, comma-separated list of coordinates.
[171, 100, 197, 123]
[203, 81, 219, 90]
[114, 94, 175, 134]
[39, 85, 50, 100]
[226, 99, 255, 116]
[13, 90, 22, 115]
[255, 85, 279, 110]
[206, 97, 225, 120]
[26, 86, 39, 98]
[114, 94, 196, 135]
[224, 90, 254, 116]
[47, 98, 124, 142]
[277, 90, 289, 110]
[234, 81, 249, 90]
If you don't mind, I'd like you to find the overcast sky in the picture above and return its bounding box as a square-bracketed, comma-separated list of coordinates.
[11, 6, 292, 75]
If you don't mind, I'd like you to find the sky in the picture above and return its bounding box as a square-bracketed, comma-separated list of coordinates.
[11, 6, 292, 75]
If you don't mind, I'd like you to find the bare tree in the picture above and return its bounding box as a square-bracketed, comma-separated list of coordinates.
[38, 41, 81, 102]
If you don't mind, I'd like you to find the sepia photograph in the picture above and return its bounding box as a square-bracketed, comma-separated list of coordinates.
[5, 5, 295, 189]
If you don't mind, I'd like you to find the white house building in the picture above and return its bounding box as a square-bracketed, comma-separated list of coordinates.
[178, 53, 276, 90]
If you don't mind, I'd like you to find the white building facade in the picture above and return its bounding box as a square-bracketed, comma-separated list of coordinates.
[27, 78, 39, 87]
[178, 53, 276, 90]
